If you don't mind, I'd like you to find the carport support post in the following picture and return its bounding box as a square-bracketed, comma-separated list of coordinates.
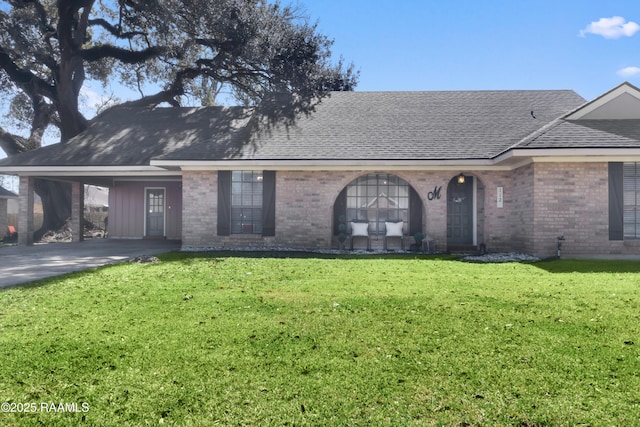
[18, 176, 34, 246]
[71, 181, 84, 242]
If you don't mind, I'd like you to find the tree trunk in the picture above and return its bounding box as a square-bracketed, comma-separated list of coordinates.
[34, 179, 72, 242]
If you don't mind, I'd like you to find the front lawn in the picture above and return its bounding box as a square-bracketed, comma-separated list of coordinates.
[1, 253, 639, 426]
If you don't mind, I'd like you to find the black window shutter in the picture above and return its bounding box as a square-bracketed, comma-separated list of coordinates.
[333, 187, 347, 235]
[217, 170, 231, 236]
[409, 186, 423, 236]
[262, 171, 276, 236]
[609, 162, 624, 240]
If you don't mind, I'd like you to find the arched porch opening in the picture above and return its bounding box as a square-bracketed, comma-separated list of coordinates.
[332, 173, 424, 248]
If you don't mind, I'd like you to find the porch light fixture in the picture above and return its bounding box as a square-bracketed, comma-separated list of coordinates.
[457, 173, 465, 184]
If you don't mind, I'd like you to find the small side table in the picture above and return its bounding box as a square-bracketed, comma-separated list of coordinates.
[422, 239, 436, 253]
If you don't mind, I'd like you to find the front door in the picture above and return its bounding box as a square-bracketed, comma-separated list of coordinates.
[447, 176, 474, 246]
[146, 188, 165, 237]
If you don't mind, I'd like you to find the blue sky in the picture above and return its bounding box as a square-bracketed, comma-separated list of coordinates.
[303, 0, 640, 100]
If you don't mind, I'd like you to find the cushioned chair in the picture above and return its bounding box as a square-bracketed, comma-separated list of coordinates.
[383, 221, 404, 250]
[350, 221, 370, 250]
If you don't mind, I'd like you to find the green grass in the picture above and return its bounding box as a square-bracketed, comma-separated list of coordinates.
[1, 253, 640, 426]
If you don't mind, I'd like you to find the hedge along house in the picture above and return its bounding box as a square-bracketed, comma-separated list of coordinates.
[1, 82, 640, 257]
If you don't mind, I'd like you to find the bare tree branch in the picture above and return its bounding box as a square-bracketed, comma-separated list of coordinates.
[0, 128, 33, 155]
[0, 47, 57, 101]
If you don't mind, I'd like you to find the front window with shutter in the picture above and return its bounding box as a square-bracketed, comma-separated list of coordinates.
[623, 163, 640, 239]
[231, 171, 263, 234]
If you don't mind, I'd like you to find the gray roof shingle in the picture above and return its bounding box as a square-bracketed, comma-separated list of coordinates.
[0, 106, 250, 167]
[514, 119, 640, 149]
[159, 90, 586, 161]
[0, 89, 586, 167]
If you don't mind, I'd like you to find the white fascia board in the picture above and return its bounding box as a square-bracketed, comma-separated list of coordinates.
[151, 158, 506, 171]
[494, 148, 640, 164]
[0, 166, 180, 176]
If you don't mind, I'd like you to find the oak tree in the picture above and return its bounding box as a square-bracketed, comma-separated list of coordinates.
[0, 0, 357, 240]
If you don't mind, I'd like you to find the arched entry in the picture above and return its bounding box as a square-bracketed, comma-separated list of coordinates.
[333, 173, 423, 239]
[447, 174, 475, 248]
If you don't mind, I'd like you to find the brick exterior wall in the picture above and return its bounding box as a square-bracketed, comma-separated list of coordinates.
[178, 164, 640, 257]
[509, 164, 535, 253]
[181, 169, 512, 252]
[182, 171, 217, 246]
[529, 162, 612, 257]
[475, 170, 514, 253]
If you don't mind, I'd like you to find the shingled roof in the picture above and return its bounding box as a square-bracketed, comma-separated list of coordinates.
[0, 89, 586, 168]
[512, 119, 640, 150]
[158, 90, 586, 162]
[0, 106, 250, 167]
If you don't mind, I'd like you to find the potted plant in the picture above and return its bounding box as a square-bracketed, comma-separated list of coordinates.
[337, 215, 348, 250]
[412, 231, 424, 252]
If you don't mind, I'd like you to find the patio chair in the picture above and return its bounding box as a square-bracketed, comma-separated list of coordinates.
[383, 221, 404, 250]
[349, 221, 370, 250]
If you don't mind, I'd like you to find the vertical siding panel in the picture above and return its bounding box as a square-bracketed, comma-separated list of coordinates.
[108, 180, 181, 239]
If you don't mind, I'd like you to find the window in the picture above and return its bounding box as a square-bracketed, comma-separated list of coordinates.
[623, 163, 640, 239]
[217, 170, 276, 237]
[346, 173, 410, 235]
[231, 171, 263, 234]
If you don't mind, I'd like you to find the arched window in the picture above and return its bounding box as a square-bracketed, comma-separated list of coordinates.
[334, 173, 422, 236]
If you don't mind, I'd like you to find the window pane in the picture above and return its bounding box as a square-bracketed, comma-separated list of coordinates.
[623, 163, 640, 239]
[231, 170, 264, 234]
[344, 174, 412, 236]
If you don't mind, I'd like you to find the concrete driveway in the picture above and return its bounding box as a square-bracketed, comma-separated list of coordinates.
[0, 239, 181, 289]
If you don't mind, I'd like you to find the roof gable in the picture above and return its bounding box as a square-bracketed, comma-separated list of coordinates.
[565, 81, 640, 120]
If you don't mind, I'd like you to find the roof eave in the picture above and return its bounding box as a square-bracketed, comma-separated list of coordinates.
[494, 147, 640, 165]
[150, 158, 505, 171]
[0, 165, 179, 176]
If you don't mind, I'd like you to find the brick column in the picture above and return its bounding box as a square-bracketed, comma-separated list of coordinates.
[18, 176, 35, 246]
[71, 181, 84, 242]
[182, 171, 217, 246]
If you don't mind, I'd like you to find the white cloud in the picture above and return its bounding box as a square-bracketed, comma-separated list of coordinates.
[617, 66, 640, 78]
[80, 86, 102, 109]
[580, 16, 640, 39]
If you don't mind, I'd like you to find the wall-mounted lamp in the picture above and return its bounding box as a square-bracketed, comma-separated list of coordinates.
[457, 173, 466, 184]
